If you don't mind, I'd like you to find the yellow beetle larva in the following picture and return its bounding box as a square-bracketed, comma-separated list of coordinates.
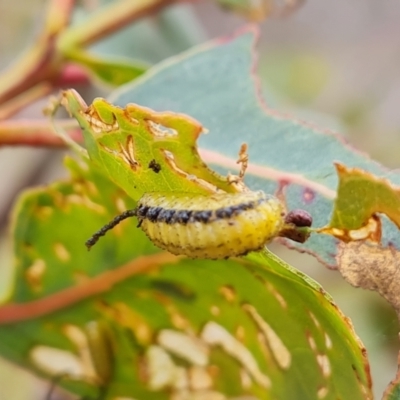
[86, 190, 311, 259]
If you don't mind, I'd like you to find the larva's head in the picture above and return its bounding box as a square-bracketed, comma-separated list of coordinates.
[279, 209, 313, 243]
[285, 209, 313, 228]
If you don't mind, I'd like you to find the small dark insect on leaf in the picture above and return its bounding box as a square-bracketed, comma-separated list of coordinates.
[148, 159, 161, 173]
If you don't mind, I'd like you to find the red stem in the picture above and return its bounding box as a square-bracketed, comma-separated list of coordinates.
[0, 253, 178, 324]
[0, 120, 82, 147]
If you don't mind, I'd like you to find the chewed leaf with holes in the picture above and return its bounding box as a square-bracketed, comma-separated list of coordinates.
[327, 163, 400, 236]
[8, 157, 161, 302]
[109, 27, 400, 269]
[318, 165, 400, 327]
[62, 89, 235, 201]
[0, 177, 372, 400]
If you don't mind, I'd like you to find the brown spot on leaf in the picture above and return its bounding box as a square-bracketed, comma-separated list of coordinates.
[317, 386, 328, 399]
[115, 197, 127, 213]
[25, 259, 46, 292]
[235, 325, 245, 342]
[210, 305, 220, 316]
[161, 149, 221, 194]
[99, 302, 152, 346]
[36, 205, 53, 220]
[308, 312, 321, 330]
[166, 304, 192, 330]
[303, 188, 315, 204]
[324, 333, 332, 350]
[101, 135, 139, 170]
[219, 285, 236, 302]
[124, 105, 140, 125]
[53, 243, 70, 262]
[188, 366, 213, 390]
[265, 282, 287, 308]
[83, 105, 118, 134]
[306, 331, 317, 352]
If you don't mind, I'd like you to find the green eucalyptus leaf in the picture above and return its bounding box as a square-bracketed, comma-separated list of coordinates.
[329, 163, 400, 232]
[65, 48, 148, 86]
[61, 89, 235, 200]
[0, 167, 372, 398]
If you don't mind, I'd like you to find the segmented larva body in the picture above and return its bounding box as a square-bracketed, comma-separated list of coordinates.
[136, 191, 285, 259]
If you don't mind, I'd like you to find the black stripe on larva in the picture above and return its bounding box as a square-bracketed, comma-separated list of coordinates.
[193, 210, 213, 223]
[157, 208, 176, 223]
[137, 205, 149, 217]
[176, 210, 192, 224]
[139, 197, 267, 225]
[146, 206, 162, 222]
[215, 200, 259, 219]
[216, 204, 241, 219]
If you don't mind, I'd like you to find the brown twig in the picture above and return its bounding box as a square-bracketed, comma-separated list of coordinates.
[0, 119, 82, 147]
[0, 252, 179, 324]
[0, 0, 75, 107]
[58, 0, 187, 49]
[0, 0, 189, 120]
[0, 83, 53, 120]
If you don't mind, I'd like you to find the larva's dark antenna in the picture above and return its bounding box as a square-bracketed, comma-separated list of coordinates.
[86, 209, 138, 250]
